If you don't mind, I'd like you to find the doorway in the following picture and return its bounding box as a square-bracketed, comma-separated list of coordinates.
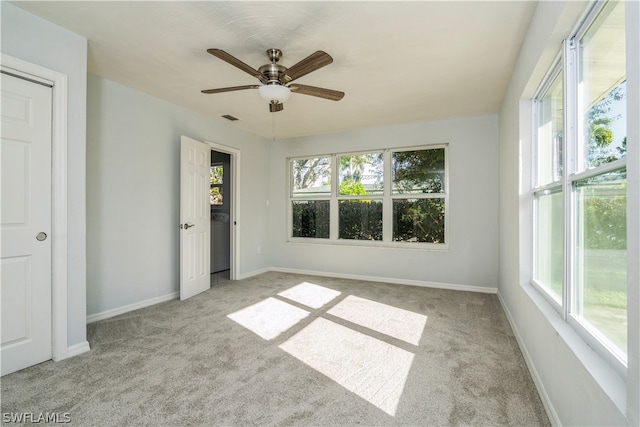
[207, 140, 240, 285]
[210, 150, 231, 285]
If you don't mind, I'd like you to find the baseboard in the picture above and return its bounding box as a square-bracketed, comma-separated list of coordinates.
[66, 340, 90, 358]
[236, 267, 271, 280]
[84, 267, 494, 328]
[496, 291, 561, 427]
[86, 292, 179, 324]
[268, 267, 497, 294]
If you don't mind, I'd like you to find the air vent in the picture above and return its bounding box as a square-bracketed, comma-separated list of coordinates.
[222, 114, 239, 121]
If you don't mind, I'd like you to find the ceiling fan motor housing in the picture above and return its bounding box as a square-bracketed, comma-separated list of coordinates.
[259, 63, 287, 85]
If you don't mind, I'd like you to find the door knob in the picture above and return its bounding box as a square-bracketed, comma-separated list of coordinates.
[36, 232, 47, 241]
[183, 223, 195, 229]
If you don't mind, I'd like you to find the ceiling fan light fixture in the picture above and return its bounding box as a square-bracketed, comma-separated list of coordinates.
[258, 84, 290, 103]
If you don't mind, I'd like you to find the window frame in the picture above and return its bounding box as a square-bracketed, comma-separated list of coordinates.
[210, 162, 224, 208]
[289, 155, 332, 240]
[287, 144, 449, 250]
[336, 150, 385, 241]
[531, 56, 565, 311]
[530, 0, 628, 376]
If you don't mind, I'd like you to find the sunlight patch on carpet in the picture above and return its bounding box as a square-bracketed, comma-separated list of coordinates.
[279, 318, 414, 416]
[327, 295, 427, 345]
[277, 282, 342, 309]
[227, 298, 309, 340]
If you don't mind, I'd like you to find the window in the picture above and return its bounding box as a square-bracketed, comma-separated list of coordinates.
[392, 149, 446, 243]
[533, 69, 564, 303]
[574, 0, 627, 360]
[210, 164, 224, 206]
[289, 146, 447, 246]
[532, 0, 627, 368]
[338, 153, 383, 240]
[291, 157, 331, 238]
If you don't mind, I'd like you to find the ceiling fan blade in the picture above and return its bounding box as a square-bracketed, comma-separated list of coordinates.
[269, 102, 284, 113]
[201, 85, 259, 94]
[289, 84, 344, 101]
[282, 51, 333, 83]
[207, 49, 263, 80]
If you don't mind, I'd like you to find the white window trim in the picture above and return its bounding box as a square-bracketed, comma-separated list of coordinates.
[287, 144, 449, 250]
[530, 0, 629, 378]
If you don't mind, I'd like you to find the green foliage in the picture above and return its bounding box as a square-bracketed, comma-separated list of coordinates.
[584, 289, 627, 309]
[393, 199, 445, 243]
[339, 180, 366, 196]
[583, 188, 627, 250]
[590, 117, 613, 147]
[292, 201, 330, 238]
[338, 201, 383, 240]
[587, 84, 626, 166]
[393, 149, 445, 193]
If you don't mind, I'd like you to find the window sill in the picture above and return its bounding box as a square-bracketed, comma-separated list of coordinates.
[286, 237, 450, 252]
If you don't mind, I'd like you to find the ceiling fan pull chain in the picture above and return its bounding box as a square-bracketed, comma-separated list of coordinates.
[272, 112, 276, 141]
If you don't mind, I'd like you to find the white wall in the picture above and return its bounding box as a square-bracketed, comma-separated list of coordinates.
[86, 75, 271, 316]
[1, 3, 88, 347]
[269, 115, 499, 291]
[498, 0, 640, 425]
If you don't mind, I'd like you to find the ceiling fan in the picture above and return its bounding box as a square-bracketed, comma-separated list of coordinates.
[201, 48, 345, 113]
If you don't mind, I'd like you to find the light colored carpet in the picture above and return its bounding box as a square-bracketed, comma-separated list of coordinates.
[1, 272, 550, 426]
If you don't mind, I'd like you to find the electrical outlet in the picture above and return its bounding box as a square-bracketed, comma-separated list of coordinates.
[257, 246, 261, 254]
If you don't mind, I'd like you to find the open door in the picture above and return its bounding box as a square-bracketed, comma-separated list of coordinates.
[180, 136, 211, 300]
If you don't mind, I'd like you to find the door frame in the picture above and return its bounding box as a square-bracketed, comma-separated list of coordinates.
[1, 54, 69, 361]
[207, 140, 240, 280]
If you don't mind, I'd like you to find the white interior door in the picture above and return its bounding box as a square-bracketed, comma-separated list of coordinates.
[1, 72, 53, 375]
[180, 136, 211, 300]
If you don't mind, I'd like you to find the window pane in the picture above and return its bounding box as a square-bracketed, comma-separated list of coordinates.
[536, 73, 563, 185]
[338, 200, 383, 240]
[292, 200, 330, 238]
[338, 153, 383, 196]
[211, 164, 223, 184]
[210, 187, 223, 206]
[574, 169, 627, 354]
[580, 1, 626, 169]
[533, 190, 563, 302]
[292, 157, 331, 197]
[392, 149, 445, 194]
[393, 199, 445, 243]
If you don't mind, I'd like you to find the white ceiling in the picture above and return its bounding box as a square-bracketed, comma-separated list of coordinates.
[14, 1, 536, 139]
